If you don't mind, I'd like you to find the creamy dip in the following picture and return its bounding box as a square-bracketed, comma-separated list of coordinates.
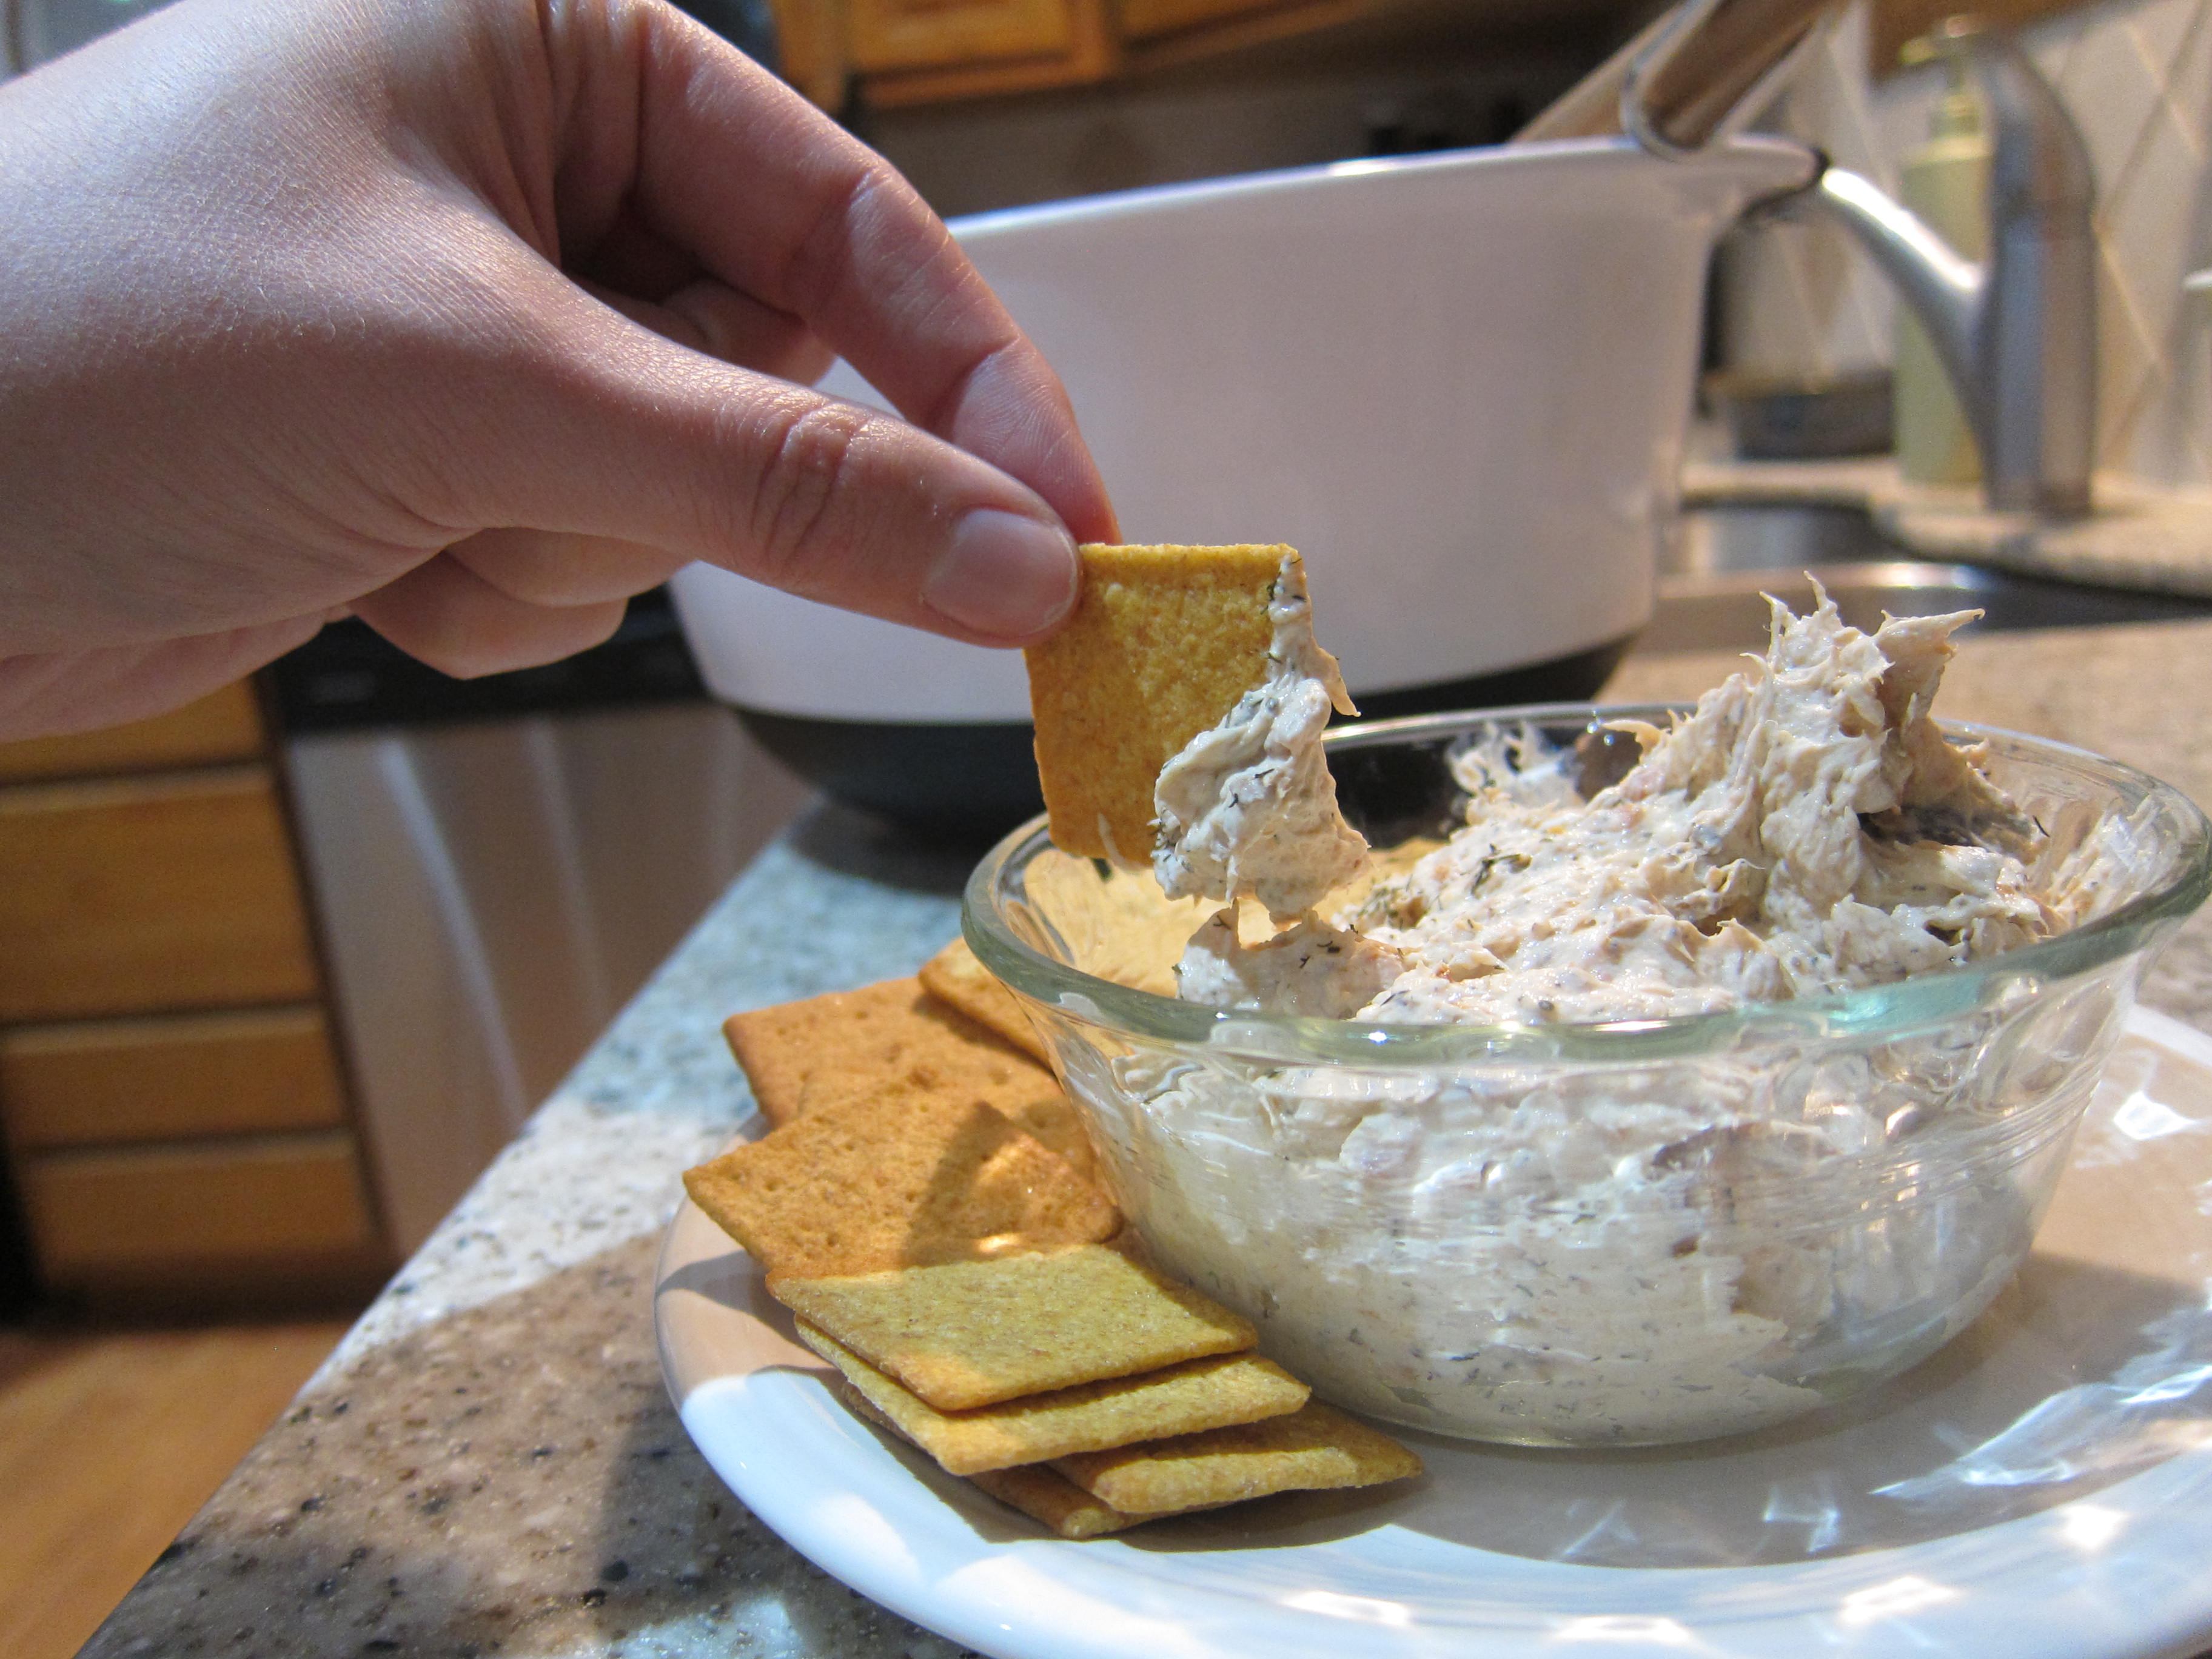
[1180, 597, 2065, 1025]
[1152, 553, 1370, 923]
[1073, 592, 2138, 1445]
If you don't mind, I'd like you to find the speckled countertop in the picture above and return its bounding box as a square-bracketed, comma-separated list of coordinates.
[79, 620, 2212, 1659]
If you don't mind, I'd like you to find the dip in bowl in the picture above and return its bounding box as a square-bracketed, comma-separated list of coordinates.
[965, 706, 2212, 1447]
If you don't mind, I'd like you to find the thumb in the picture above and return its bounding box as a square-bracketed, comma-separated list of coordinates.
[414, 279, 1083, 646]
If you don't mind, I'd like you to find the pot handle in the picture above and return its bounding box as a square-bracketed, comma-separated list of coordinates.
[1515, 0, 1838, 155]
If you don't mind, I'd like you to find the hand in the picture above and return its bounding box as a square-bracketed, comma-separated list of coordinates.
[0, 0, 1116, 737]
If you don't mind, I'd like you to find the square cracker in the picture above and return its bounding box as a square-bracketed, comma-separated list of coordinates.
[1025, 544, 1290, 863]
[682, 1093, 1116, 1281]
[723, 976, 1090, 1176]
[772, 1242, 1256, 1411]
[965, 1461, 1167, 1539]
[1051, 1400, 1423, 1515]
[832, 1387, 1179, 1538]
[724, 976, 1043, 1126]
[797, 1321, 1307, 1475]
[919, 937, 1050, 1067]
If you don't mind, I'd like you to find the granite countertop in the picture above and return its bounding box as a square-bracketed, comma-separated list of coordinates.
[81, 618, 2212, 1659]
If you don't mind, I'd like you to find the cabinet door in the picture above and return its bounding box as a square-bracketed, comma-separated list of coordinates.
[766, 0, 853, 106]
[0, 766, 321, 1021]
[0, 682, 263, 785]
[1114, 0, 1282, 39]
[18, 1133, 378, 1286]
[847, 0, 1073, 71]
[858, 0, 1116, 104]
[0, 1008, 347, 1149]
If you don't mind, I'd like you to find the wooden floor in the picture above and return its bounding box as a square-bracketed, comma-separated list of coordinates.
[0, 1315, 353, 1659]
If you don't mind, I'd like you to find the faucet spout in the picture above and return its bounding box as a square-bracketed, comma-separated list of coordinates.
[1817, 167, 1983, 397]
[1814, 25, 2096, 517]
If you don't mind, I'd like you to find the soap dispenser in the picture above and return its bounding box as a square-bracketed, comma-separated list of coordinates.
[1894, 30, 1993, 485]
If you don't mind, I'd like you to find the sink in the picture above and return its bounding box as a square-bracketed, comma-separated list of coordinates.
[1645, 504, 2212, 654]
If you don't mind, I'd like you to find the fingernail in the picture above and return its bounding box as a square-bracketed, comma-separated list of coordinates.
[923, 509, 1078, 639]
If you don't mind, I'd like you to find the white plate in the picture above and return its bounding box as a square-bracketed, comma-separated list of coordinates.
[655, 1006, 2212, 1659]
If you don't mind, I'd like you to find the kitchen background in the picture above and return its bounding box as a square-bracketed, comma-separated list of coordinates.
[0, 0, 2203, 1304]
[1, 0, 2207, 1307]
[1, 0, 2206, 1652]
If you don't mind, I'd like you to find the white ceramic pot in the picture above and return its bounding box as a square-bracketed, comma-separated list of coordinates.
[672, 135, 1817, 825]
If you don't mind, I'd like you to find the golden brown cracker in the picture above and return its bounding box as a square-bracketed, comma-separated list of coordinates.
[797, 1321, 1308, 1475]
[973, 1092, 1094, 1182]
[681, 1093, 1116, 1280]
[722, 976, 1093, 1179]
[1051, 1400, 1423, 1515]
[965, 1463, 1165, 1539]
[831, 1380, 1160, 1539]
[919, 937, 1050, 1066]
[771, 1243, 1256, 1411]
[1025, 544, 1290, 862]
[723, 976, 1045, 1128]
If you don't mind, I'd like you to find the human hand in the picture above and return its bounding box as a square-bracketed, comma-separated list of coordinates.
[0, 0, 1116, 737]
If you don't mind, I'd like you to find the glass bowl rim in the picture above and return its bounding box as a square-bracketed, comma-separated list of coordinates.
[962, 702, 2212, 1067]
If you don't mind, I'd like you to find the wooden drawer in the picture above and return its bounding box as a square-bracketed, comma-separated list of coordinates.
[858, 0, 1116, 104]
[1114, 0, 1280, 39]
[18, 1133, 378, 1284]
[0, 1008, 346, 1150]
[0, 682, 264, 785]
[0, 766, 320, 1022]
[848, 0, 1074, 71]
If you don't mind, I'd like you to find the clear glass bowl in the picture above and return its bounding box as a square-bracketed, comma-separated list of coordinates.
[965, 706, 2212, 1448]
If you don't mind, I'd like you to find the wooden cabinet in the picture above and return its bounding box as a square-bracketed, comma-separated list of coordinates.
[771, 0, 1401, 108]
[1, 1010, 347, 1148]
[19, 1135, 377, 1284]
[836, 0, 1118, 105]
[1114, 0, 1301, 43]
[848, 0, 1079, 70]
[0, 769, 321, 1022]
[0, 686, 388, 1304]
[0, 680, 264, 785]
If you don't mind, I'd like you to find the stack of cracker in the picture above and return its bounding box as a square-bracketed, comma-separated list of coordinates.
[683, 940, 1422, 1538]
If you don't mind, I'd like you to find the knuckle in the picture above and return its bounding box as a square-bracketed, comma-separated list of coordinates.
[742, 399, 870, 589]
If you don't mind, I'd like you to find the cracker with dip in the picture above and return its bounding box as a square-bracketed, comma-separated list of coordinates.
[1024, 543, 1290, 865]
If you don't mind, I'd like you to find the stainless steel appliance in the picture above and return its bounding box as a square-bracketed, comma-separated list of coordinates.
[275, 598, 812, 1253]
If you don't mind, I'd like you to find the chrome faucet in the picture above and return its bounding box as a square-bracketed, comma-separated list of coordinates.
[1811, 21, 2097, 516]
[1520, 4, 2099, 518]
